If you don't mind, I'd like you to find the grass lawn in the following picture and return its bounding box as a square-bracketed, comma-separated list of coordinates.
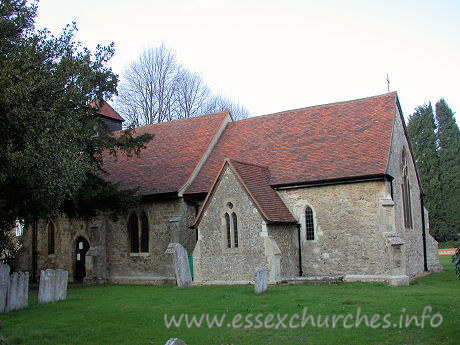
[2, 256, 459, 345]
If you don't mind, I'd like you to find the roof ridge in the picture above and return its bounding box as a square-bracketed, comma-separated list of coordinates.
[228, 158, 269, 170]
[111, 110, 230, 134]
[233, 92, 397, 123]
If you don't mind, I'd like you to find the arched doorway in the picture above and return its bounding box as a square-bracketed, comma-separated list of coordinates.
[75, 236, 90, 282]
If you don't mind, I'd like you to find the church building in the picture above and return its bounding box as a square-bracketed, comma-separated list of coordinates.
[16, 92, 442, 286]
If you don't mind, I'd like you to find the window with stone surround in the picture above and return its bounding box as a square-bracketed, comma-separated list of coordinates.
[128, 212, 149, 254]
[47, 222, 55, 255]
[401, 150, 413, 229]
[225, 202, 239, 248]
[305, 206, 315, 241]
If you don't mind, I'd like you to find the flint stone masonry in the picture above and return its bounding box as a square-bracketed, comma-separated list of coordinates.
[6, 272, 28, 312]
[16, 197, 197, 284]
[254, 267, 268, 294]
[0, 263, 10, 313]
[193, 166, 270, 283]
[165, 243, 192, 288]
[38, 269, 69, 303]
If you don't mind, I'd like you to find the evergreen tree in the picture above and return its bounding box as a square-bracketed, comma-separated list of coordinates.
[0, 0, 152, 260]
[435, 99, 460, 241]
[407, 104, 447, 240]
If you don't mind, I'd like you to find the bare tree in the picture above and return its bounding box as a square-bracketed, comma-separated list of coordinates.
[173, 70, 210, 119]
[205, 94, 250, 121]
[116, 44, 250, 126]
[116, 44, 179, 126]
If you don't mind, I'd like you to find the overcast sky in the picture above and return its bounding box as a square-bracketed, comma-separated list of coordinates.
[35, 0, 459, 121]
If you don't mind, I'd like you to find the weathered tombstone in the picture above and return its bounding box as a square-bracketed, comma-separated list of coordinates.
[38, 269, 56, 304]
[165, 243, 192, 288]
[0, 263, 10, 313]
[165, 338, 187, 345]
[6, 272, 18, 312]
[55, 269, 69, 301]
[17, 272, 29, 310]
[254, 267, 268, 294]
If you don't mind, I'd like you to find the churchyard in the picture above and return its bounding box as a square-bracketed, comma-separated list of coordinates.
[1, 256, 458, 345]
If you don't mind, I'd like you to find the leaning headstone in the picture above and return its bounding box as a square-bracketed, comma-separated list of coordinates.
[165, 243, 192, 288]
[6, 272, 18, 312]
[0, 263, 10, 313]
[54, 269, 69, 301]
[254, 267, 268, 294]
[165, 338, 187, 345]
[38, 269, 56, 304]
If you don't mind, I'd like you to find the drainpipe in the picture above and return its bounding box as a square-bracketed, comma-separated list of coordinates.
[296, 224, 303, 276]
[420, 193, 428, 271]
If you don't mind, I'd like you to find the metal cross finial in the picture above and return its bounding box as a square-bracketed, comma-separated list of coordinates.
[386, 73, 390, 93]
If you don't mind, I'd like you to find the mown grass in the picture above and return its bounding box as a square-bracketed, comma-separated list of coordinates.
[2, 256, 458, 345]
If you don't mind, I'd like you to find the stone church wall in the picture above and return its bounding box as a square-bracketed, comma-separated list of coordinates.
[193, 166, 270, 283]
[106, 198, 186, 282]
[267, 224, 299, 279]
[386, 106, 426, 278]
[278, 181, 391, 277]
[16, 198, 198, 284]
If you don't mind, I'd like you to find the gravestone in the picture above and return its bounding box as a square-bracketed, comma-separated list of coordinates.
[165, 338, 187, 345]
[0, 263, 10, 313]
[6, 272, 18, 312]
[254, 267, 268, 294]
[17, 272, 29, 310]
[38, 269, 56, 304]
[165, 243, 192, 288]
[55, 270, 69, 301]
[38, 269, 69, 303]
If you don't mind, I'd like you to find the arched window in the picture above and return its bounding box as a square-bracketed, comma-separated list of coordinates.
[47, 222, 55, 255]
[128, 213, 139, 253]
[225, 213, 231, 248]
[225, 202, 239, 249]
[128, 211, 150, 253]
[305, 206, 315, 241]
[401, 150, 413, 228]
[232, 212, 238, 248]
[140, 212, 149, 253]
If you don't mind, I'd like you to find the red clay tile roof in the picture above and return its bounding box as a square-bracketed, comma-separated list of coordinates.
[192, 159, 297, 227]
[229, 160, 297, 224]
[101, 112, 229, 195]
[90, 100, 125, 122]
[185, 92, 397, 194]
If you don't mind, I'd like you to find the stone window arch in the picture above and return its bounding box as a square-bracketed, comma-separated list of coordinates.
[224, 202, 239, 248]
[401, 148, 413, 229]
[128, 212, 139, 253]
[128, 211, 149, 254]
[47, 221, 55, 255]
[140, 211, 149, 253]
[305, 206, 315, 241]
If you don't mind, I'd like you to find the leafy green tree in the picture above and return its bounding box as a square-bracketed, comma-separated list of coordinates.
[407, 104, 447, 240]
[435, 99, 460, 241]
[0, 0, 152, 259]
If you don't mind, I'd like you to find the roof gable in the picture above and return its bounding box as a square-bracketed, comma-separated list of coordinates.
[186, 92, 397, 194]
[101, 111, 230, 195]
[90, 100, 125, 122]
[192, 159, 297, 228]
